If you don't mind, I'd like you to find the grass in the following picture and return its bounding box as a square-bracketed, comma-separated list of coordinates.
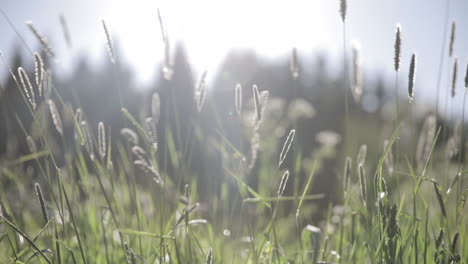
[0, 2, 467, 264]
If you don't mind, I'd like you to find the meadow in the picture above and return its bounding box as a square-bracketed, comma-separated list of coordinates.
[0, 1, 467, 263]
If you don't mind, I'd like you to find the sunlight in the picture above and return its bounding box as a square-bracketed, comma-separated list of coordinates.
[103, 0, 337, 83]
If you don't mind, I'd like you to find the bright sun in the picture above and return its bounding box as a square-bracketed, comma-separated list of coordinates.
[101, 0, 336, 84]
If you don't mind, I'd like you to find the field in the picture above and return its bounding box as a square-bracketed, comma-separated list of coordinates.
[0, 1, 467, 263]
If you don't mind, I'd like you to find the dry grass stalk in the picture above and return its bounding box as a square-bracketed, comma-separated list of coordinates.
[101, 19, 115, 63]
[247, 132, 260, 174]
[0, 51, 20, 88]
[195, 71, 208, 112]
[290, 48, 299, 79]
[98, 122, 106, 160]
[447, 121, 461, 159]
[47, 99, 63, 135]
[132, 145, 150, 165]
[157, 9, 173, 80]
[416, 114, 436, 172]
[145, 117, 158, 151]
[43, 69, 52, 99]
[343, 156, 352, 194]
[34, 183, 49, 225]
[279, 129, 295, 168]
[33, 52, 44, 97]
[18, 67, 36, 110]
[451, 57, 458, 97]
[408, 53, 417, 100]
[358, 165, 367, 207]
[465, 61, 468, 88]
[277, 170, 290, 198]
[152, 93, 161, 125]
[351, 41, 363, 103]
[235, 83, 242, 116]
[252, 85, 269, 128]
[449, 20, 456, 57]
[25, 21, 55, 58]
[59, 14, 72, 48]
[339, 0, 347, 23]
[394, 24, 401, 72]
[206, 248, 213, 264]
[121, 128, 139, 146]
[357, 144, 367, 167]
[383, 139, 394, 176]
[81, 121, 95, 160]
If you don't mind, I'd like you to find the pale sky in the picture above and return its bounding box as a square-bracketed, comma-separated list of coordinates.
[1, 0, 468, 114]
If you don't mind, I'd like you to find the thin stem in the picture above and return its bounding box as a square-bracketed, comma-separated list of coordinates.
[409, 99, 414, 166]
[395, 72, 400, 166]
[343, 22, 350, 153]
[435, 0, 451, 118]
[457, 89, 466, 172]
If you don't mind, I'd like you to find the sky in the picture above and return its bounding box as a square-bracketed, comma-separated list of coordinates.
[1, 0, 468, 115]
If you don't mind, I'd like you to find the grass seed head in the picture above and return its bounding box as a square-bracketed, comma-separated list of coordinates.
[358, 165, 367, 207]
[351, 41, 363, 103]
[235, 83, 242, 116]
[134, 159, 162, 184]
[343, 156, 352, 194]
[206, 248, 213, 264]
[464, 61, 468, 89]
[394, 24, 401, 72]
[449, 20, 456, 57]
[279, 129, 296, 168]
[98, 121, 106, 160]
[195, 71, 208, 112]
[34, 183, 49, 225]
[339, 0, 347, 23]
[18, 67, 36, 110]
[33, 52, 44, 97]
[81, 121, 95, 160]
[121, 128, 139, 146]
[416, 114, 436, 171]
[47, 99, 63, 135]
[152, 93, 161, 125]
[290, 47, 299, 79]
[145, 117, 158, 151]
[408, 53, 417, 100]
[451, 57, 458, 97]
[59, 13, 72, 48]
[277, 170, 290, 198]
[252, 85, 269, 129]
[100, 18, 115, 63]
[357, 144, 367, 167]
[25, 21, 55, 58]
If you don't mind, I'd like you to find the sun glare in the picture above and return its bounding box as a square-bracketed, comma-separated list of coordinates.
[101, 0, 337, 84]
